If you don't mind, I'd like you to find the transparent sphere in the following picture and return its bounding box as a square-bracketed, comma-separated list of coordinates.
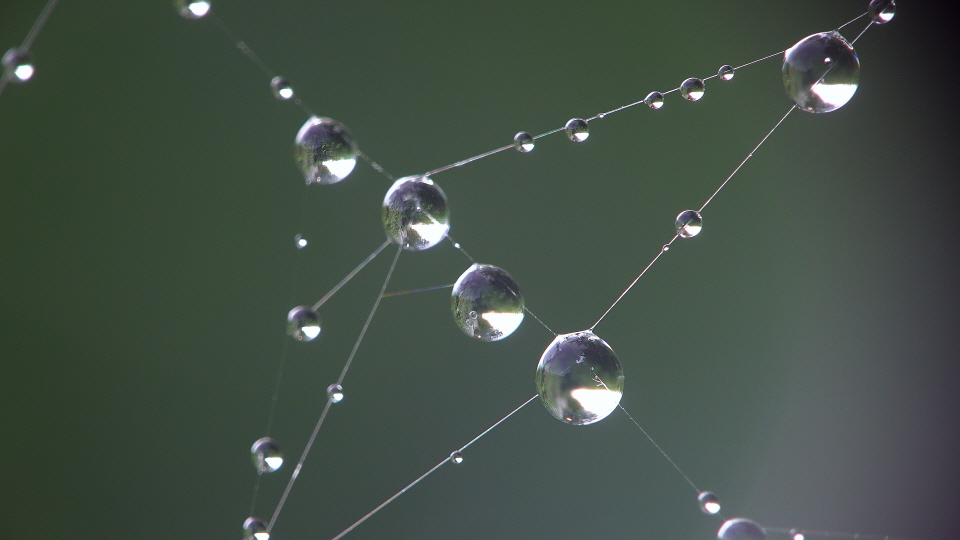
[451, 263, 524, 341]
[536, 331, 624, 425]
[675, 210, 703, 238]
[286, 306, 321, 342]
[782, 31, 860, 113]
[789, 529, 805, 540]
[251, 437, 283, 473]
[2, 48, 34, 82]
[449, 451, 464, 464]
[644, 91, 664, 109]
[327, 384, 344, 403]
[719, 65, 735, 81]
[514, 131, 535, 153]
[243, 517, 269, 540]
[382, 175, 450, 251]
[717, 518, 766, 540]
[270, 76, 294, 100]
[174, 0, 211, 19]
[564, 118, 589, 142]
[294, 116, 358, 185]
[698, 491, 721, 514]
[868, 0, 896, 23]
[680, 78, 705, 101]
[294, 233, 308, 249]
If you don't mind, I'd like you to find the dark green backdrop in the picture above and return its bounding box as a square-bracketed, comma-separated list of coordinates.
[2, 1, 958, 539]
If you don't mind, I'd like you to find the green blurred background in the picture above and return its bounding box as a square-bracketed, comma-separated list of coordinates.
[1, 1, 958, 539]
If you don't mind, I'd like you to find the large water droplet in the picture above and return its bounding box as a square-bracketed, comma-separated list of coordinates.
[782, 31, 860, 113]
[868, 0, 896, 23]
[564, 118, 589, 142]
[294, 116, 359, 185]
[675, 210, 703, 238]
[382, 175, 451, 251]
[644, 91, 664, 109]
[719, 65, 735, 81]
[2, 48, 34, 82]
[286, 306, 321, 342]
[251, 437, 283, 474]
[449, 451, 464, 464]
[270, 76, 294, 100]
[680, 78, 705, 101]
[536, 331, 624, 425]
[327, 384, 344, 403]
[243, 517, 269, 540]
[717, 518, 766, 540]
[698, 491, 721, 514]
[174, 0, 211, 19]
[514, 132, 535, 153]
[451, 263, 524, 341]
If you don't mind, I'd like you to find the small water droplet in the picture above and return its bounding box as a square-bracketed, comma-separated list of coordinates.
[2, 48, 34, 82]
[597, 112, 606, 118]
[680, 78, 705, 101]
[243, 517, 269, 540]
[868, 0, 895, 23]
[789, 529, 805, 540]
[662, 244, 670, 252]
[719, 65, 735, 81]
[513, 131, 535, 153]
[327, 384, 344, 403]
[453, 242, 461, 249]
[564, 118, 589, 142]
[675, 210, 703, 238]
[174, 0, 211, 19]
[286, 306, 321, 341]
[251, 437, 283, 473]
[717, 518, 766, 540]
[294, 233, 308, 249]
[644, 91, 664, 109]
[450, 451, 464, 464]
[295, 116, 359, 185]
[270, 76, 294, 100]
[698, 491, 721, 515]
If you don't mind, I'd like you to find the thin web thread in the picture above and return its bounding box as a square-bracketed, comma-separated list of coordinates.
[618, 404, 700, 494]
[766, 527, 920, 540]
[332, 394, 538, 539]
[313, 240, 391, 310]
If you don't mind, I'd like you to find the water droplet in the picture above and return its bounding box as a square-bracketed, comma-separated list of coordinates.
[514, 132, 535, 153]
[286, 306, 321, 342]
[536, 331, 624, 425]
[868, 0, 896, 23]
[294, 116, 359, 185]
[242, 517, 269, 540]
[698, 491, 721, 514]
[675, 210, 703, 238]
[719, 65, 735, 81]
[789, 529, 805, 540]
[270, 76, 294, 100]
[327, 384, 344, 403]
[449, 451, 464, 464]
[717, 518, 766, 540]
[662, 244, 670, 252]
[294, 233, 308, 249]
[2, 48, 34, 82]
[644, 91, 664, 109]
[451, 263, 524, 341]
[174, 0, 211, 19]
[251, 437, 283, 473]
[782, 31, 860, 113]
[453, 242, 461, 249]
[680, 78, 705, 101]
[382, 175, 451, 251]
[564, 118, 589, 142]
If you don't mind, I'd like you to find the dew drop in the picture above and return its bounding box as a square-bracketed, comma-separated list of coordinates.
[2, 48, 34, 82]
[270, 76, 294, 100]
[868, 0, 896, 23]
[451, 263, 524, 341]
[286, 306, 321, 342]
[294, 116, 359, 185]
[698, 491, 721, 514]
[789, 529, 805, 540]
[242, 517, 269, 540]
[382, 175, 451, 251]
[514, 131, 535, 153]
[675, 210, 703, 238]
[327, 384, 344, 403]
[536, 331, 624, 425]
[174, 0, 211, 19]
[719, 65, 735, 81]
[450, 451, 464, 464]
[251, 437, 283, 474]
[717, 518, 766, 540]
[294, 233, 308, 249]
[662, 244, 670, 252]
[782, 31, 860, 113]
[680, 78, 705, 101]
[564, 118, 589, 142]
[644, 91, 664, 109]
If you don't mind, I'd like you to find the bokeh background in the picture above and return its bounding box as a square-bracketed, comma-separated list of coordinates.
[2, 1, 958, 539]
